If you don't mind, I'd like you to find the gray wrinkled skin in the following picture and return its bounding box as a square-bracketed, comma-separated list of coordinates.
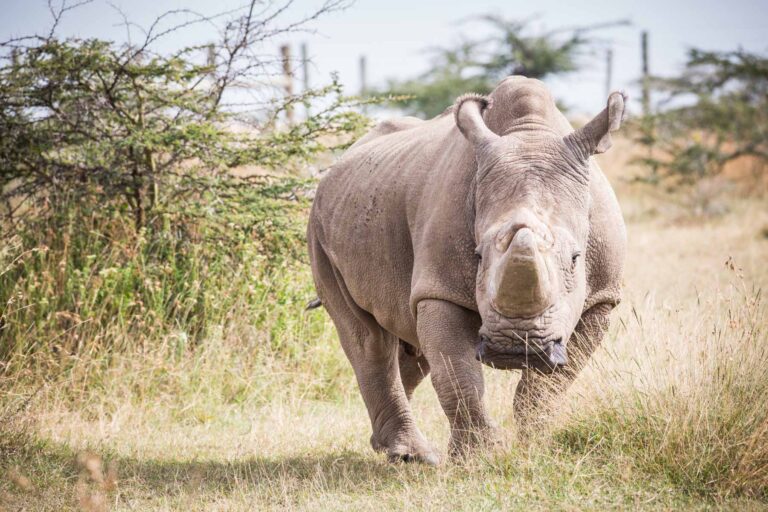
[307, 77, 627, 464]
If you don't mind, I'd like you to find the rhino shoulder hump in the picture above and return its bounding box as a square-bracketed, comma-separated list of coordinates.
[350, 117, 425, 149]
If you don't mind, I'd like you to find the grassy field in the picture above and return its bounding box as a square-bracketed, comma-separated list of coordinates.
[1, 168, 768, 510]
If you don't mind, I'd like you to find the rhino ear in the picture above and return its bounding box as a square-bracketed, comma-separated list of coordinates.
[566, 91, 628, 158]
[454, 94, 500, 149]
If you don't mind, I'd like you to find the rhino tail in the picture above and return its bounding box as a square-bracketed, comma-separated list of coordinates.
[305, 298, 323, 311]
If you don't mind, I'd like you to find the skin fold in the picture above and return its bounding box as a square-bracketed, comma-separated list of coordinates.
[307, 76, 627, 463]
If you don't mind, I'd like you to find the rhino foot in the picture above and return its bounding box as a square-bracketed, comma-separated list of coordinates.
[387, 450, 440, 466]
[371, 434, 440, 466]
[448, 424, 501, 458]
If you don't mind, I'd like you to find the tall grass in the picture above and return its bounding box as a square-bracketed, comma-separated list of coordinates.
[1, 193, 767, 508]
[552, 281, 767, 497]
[0, 207, 352, 408]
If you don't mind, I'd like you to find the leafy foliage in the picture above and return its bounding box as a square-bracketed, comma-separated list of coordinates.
[0, 32, 365, 234]
[634, 49, 768, 186]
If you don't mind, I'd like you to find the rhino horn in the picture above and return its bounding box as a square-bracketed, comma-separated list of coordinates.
[490, 228, 554, 317]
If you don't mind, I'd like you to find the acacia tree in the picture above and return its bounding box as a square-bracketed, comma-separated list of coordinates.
[0, 0, 365, 239]
[0, 0, 370, 352]
[378, 16, 628, 118]
[634, 49, 768, 186]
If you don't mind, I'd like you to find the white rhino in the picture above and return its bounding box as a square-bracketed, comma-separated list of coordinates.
[307, 76, 627, 464]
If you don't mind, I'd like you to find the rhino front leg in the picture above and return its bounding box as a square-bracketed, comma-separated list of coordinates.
[514, 302, 614, 433]
[416, 300, 495, 455]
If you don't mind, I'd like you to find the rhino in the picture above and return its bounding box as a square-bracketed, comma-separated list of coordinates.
[307, 76, 627, 464]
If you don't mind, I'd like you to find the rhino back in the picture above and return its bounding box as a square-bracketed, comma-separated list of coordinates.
[349, 116, 425, 149]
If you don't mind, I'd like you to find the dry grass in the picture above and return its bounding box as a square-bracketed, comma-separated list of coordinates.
[1, 185, 767, 510]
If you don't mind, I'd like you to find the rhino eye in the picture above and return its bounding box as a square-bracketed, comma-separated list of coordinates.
[571, 251, 581, 266]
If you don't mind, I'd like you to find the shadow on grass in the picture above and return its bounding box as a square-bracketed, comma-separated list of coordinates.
[1, 427, 418, 505]
[115, 451, 402, 495]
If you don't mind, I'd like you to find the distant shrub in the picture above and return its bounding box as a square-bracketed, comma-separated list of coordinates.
[375, 16, 629, 118]
[634, 49, 768, 188]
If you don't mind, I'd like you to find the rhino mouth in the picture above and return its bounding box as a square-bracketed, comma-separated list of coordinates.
[475, 335, 567, 372]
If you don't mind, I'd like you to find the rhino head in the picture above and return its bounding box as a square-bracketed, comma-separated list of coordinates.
[454, 89, 626, 372]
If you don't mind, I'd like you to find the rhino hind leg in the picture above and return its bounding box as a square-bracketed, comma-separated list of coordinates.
[513, 302, 614, 435]
[398, 340, 430, 401]
[309, 240, 438, 465]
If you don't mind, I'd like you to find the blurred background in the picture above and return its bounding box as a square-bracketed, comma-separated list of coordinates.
[2, 0, 767, 114]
